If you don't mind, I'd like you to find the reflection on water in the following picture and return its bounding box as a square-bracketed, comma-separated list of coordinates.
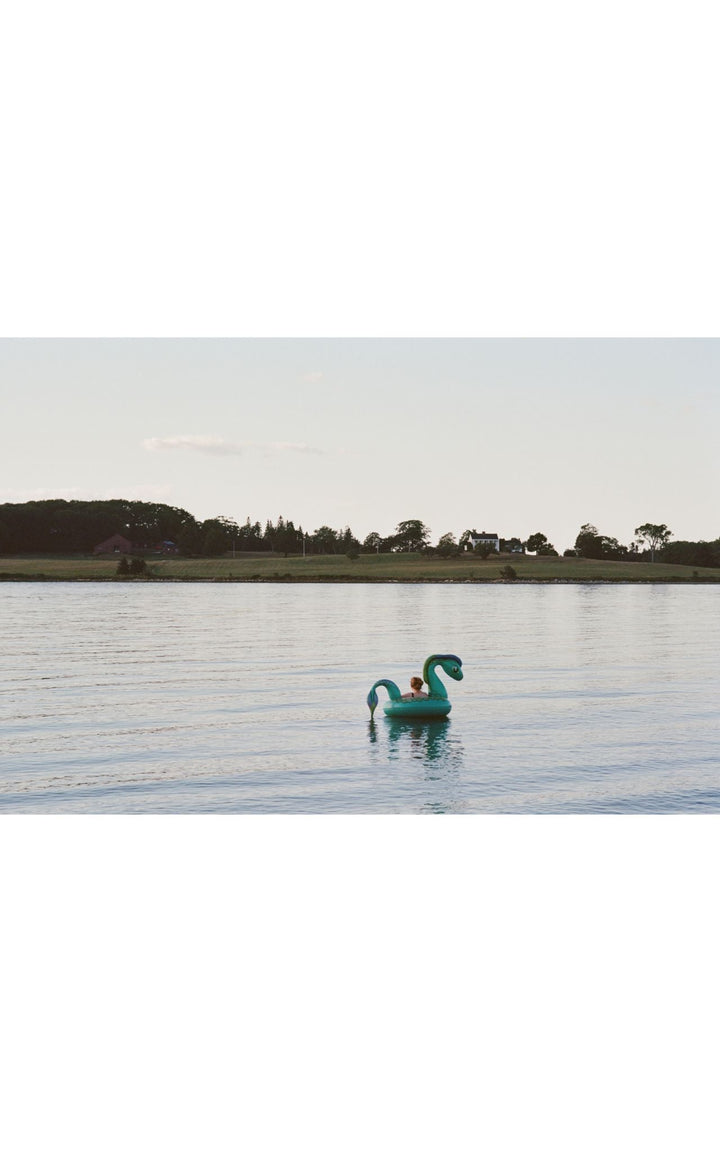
[386, 717, 454, 761]
[368, 716, 457, 759]
[367, 717, 466, 814]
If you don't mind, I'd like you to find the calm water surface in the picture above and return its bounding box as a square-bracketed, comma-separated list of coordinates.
[1, 582, 718, 813]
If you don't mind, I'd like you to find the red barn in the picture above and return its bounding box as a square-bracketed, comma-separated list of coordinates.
[94, 533, 134, 555]
[93, 535, 179, 555]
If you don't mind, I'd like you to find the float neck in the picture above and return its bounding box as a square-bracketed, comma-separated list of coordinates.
[423, 657, 448, 699]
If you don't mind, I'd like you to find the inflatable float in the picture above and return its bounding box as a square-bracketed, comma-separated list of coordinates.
[367, 654, 463, 719]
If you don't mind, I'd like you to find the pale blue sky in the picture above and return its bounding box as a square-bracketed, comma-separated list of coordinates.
[1, 338, 718, 551]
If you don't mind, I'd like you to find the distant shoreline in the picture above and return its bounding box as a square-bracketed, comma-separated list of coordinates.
[2, 574, 719, 585]
[1, 553, 719, 584]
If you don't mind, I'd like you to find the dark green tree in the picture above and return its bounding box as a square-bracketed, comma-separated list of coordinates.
[312, 526, 339, 554]
[634, 523, 672, 563]
[178, 523, 203, 556]
[394, 519, 430, 551]
[574, 524, 603, 559]
[525, 532, 548, 554]
[339, 526, 360, 554]
[662, 539, 720, 568]
[526, 532, 557, 555]
[362, 532, 382, 553]
[239, 518, 263, 551]
[215, 516, 239, 553]
[272, 516, 300, 557]
[436, 532, 458, 558]
[599, 536, 626, 559]
[202, 526, 229, 556]
[575, 524, 626, 561]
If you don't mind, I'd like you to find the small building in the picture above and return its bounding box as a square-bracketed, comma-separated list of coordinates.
[94, 534, 178, 555]
[469, 531, 500, 552]
[94, 533, 134, 555]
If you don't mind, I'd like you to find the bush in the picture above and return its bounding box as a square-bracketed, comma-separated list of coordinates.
[499, 565, 517, 579]
[129, 557, 147, 576]
[346, 547, 359, 560]
[116, 556, 130, 576]
[436, 533, 458, 558]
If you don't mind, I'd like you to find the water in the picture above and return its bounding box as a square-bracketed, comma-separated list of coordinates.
[1, 582, 718, 813]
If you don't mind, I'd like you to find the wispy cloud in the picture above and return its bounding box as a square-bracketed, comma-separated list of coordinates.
[143, 435, 242, 456]
[143, 436, 323, 456]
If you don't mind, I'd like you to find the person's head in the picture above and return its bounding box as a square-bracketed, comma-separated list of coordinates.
[410, 676, 423, 690]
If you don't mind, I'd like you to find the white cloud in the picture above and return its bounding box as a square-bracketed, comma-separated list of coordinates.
[143, 436, 322, 456]
[142, 435, 242, 456]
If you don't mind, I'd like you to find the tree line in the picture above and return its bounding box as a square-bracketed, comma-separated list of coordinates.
[527, 522, 720, 567]
[0, 499, 197, 555]
[0, 499, 362, 557]
[0, 500, 718, 567]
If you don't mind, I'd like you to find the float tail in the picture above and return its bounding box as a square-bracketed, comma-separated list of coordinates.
[366, 678, 402, 715]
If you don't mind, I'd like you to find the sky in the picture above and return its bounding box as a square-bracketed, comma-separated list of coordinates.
[1, 337, 718, 553]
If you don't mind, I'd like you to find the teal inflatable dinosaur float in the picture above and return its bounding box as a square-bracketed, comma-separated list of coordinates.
[367, 654, 463, 719]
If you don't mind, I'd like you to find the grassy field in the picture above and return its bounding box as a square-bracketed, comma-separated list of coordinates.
[1, 552, 719, 582]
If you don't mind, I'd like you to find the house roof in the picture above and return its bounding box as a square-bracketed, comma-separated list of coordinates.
[96, 533, 132, 546]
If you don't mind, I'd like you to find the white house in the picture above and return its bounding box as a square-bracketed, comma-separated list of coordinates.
[469, 531, 500, 552]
